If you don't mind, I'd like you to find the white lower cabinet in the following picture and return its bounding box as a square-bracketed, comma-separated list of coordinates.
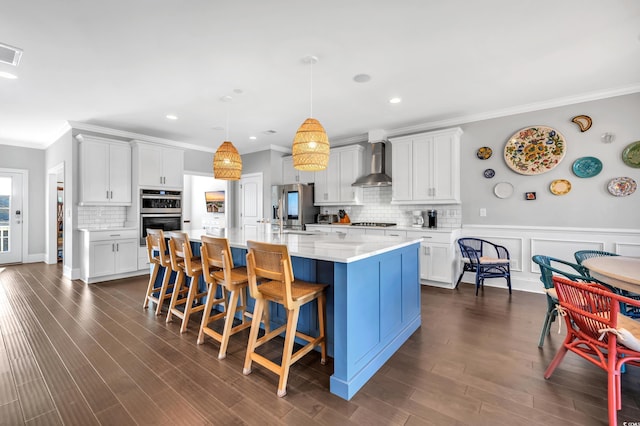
[406, 230, 458, 287]
[80, 229, 139, 283]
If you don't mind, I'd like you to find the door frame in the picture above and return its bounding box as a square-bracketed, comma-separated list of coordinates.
[0, 167, 29, 264]
[46, 163, 64, 264]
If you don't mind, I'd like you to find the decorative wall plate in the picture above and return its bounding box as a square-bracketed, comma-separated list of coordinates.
[493, 182, 514, 199]
[607, 177, 637, 197]
[477, 147, 492, 159]
[622, 141, 640, 168]
[572, 156, 603, 178]
[504, 126, 566, 175]
[571, 115, 592, 132]
[550, 179, 571, 195]
[483, 168, 495, 178]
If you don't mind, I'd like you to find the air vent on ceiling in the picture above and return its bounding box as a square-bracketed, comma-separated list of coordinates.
[0, 43, 23, 66]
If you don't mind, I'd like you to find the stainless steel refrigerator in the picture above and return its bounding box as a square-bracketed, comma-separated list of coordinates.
[271, 183, 319, 230]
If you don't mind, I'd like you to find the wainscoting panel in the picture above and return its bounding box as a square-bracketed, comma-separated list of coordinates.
[458, 225, 640, 294]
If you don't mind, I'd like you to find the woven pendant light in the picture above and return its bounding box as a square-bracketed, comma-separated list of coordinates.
[292, 118, 329, 171]
[213, 96, 242, 180]
[293, 56, 329, 171]
[213, 141, 242, 180]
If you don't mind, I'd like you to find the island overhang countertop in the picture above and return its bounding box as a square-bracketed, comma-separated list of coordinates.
[185, 227, 423, 263]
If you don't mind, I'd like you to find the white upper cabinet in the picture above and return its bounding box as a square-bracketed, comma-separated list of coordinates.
[282, 156, 315, 184]
[314, 145, 364, 205]
[390, 127, 462, 204]
[77, 134, 132, 206]
[134, 142, 184, 189]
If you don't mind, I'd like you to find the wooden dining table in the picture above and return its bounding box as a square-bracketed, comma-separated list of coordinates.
[582, 256, 640, 293]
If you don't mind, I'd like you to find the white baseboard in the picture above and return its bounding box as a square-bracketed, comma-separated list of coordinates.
[63, 266, 81, 280]
[24, 253, 45, 263]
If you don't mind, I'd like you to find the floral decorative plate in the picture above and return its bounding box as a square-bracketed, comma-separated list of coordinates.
[477, 147, 492, 160]
[550, 179, 571, 195]
[483, 168, 495, 178]
[493, 182, 514, 199]
[622, 141, 640, 168]
[504, 126, 566, 175]
[607, 177, 637, 197]
[572, 156, 603, 178]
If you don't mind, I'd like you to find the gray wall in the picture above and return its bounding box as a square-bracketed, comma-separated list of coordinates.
[184, 149, 214, 174]
[459, 93, 640, 229]
[0, 144, 46, 256]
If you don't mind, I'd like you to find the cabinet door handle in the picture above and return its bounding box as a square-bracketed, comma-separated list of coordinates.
[112, 243, 115, 252]
[110, 234, 121, 237]
[116, 243, 119, 251]
[388, 233, 400, 237]
[106, 190, 109, 199]
[423, 246, 431, 255]
[110, 191, 113, 199]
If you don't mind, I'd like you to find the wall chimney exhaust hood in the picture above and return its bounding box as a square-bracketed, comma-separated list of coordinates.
[352, 130, 393, 187]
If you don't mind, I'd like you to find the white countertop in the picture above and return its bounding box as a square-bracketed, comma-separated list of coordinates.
[185, 227, 422, 263]
[307, 223, 460, 233]
[78, 227, 138, 232]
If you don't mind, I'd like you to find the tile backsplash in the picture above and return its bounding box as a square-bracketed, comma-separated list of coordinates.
[320, 186, 462, 228]
[78, 206, 127, 229]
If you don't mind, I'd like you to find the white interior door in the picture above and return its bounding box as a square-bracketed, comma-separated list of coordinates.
[0, 172, 23, 264]
[240, 173, 263, 233]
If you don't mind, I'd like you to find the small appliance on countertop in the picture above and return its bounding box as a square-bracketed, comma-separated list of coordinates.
[317, 213, 338, 224]
[427, 209, 438, 228]
[411, 210, 424, 228]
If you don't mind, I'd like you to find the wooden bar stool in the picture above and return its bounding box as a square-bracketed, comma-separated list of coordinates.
[197, 235, 269, 359]
[166, 232, 207, 333]
[243, 240, 327, 397]
[142, 229, 174, 316]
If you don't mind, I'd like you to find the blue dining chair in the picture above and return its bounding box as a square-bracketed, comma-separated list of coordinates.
[455, 238, 511, 296]
[532, 255, 600, 348]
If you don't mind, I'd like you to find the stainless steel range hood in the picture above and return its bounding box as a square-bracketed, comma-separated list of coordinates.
[352, 130, 392, 187]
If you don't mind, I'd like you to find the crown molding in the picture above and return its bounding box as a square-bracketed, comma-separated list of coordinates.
[65, 121, 218, 153]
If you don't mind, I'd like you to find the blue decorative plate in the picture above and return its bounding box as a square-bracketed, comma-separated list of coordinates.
[572, 156, 603, 178]
[483, 168, 495, 178]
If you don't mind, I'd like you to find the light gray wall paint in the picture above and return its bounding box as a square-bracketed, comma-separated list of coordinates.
[45, 130, 77, 272]
[242, 150, 274, 219]
[0, 144, 46, 256]
[459, 93, 640, 229]
[184, 149, 214, 174]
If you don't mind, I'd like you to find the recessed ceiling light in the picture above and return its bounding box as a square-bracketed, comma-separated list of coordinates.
[0, 71, 17, 79]
[166, 114, 178, 120]
[389, 97, 402, 104]
[233, 88, 244, 94]
[263, 130, 277, 135]
[353, 74, 371, 83]
[249, 136, 257, 140]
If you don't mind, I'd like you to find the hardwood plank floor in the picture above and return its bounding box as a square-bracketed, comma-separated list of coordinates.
[1, 263, 639, 425]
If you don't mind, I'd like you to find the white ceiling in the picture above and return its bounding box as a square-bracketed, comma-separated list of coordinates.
[1, 0, 639, 152]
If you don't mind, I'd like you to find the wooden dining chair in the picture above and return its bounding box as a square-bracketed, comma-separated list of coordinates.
[545, 276, 640, 426]
[198, 235, 269, 359]
[166, 232, 207, 333]
[243, 240, 327, 397]
[142, 229, 174, 316]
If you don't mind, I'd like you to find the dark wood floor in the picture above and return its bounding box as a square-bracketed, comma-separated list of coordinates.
[1, 264, 640, 425]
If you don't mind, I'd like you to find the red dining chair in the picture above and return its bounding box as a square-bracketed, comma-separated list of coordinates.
[545, 276, 640, 426]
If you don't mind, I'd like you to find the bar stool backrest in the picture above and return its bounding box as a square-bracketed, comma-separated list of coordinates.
[169, 232, 197, 276]
[146, 228, 169, 265]
[246, 240, 295, 308]
[201, 235, 232, 285]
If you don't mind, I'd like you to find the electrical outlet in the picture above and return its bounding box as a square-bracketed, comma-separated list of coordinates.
[479, 208, 486, 217]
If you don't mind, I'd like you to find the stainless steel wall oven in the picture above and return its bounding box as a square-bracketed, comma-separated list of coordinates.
[140, 189, 182, 245]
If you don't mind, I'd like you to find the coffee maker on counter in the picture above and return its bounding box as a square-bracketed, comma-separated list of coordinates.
[427, 209, 437, 228]
[411, 210, 424, 228]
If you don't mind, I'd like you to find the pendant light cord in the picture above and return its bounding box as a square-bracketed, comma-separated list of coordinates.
[225, 100, 230, 140]
[309, 59, 313, 118]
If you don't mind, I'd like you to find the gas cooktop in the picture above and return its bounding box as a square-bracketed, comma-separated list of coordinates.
[350, 222, 397, 227]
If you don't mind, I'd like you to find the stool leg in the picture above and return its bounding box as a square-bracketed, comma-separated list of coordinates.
[219, 288, 239, 359]
[154, 265, 173, 316]
[143, 262, 160, 309]
[277, 306, 301, 397]
[243, 298, 265, 375]
[180, 273, 201, 334]
[197, 281, 217, 345]
[166, 271, 184, 323]
[318, 293, 327, 365]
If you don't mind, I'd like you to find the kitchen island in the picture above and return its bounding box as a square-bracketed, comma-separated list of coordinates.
[186, 227, 422, 400]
